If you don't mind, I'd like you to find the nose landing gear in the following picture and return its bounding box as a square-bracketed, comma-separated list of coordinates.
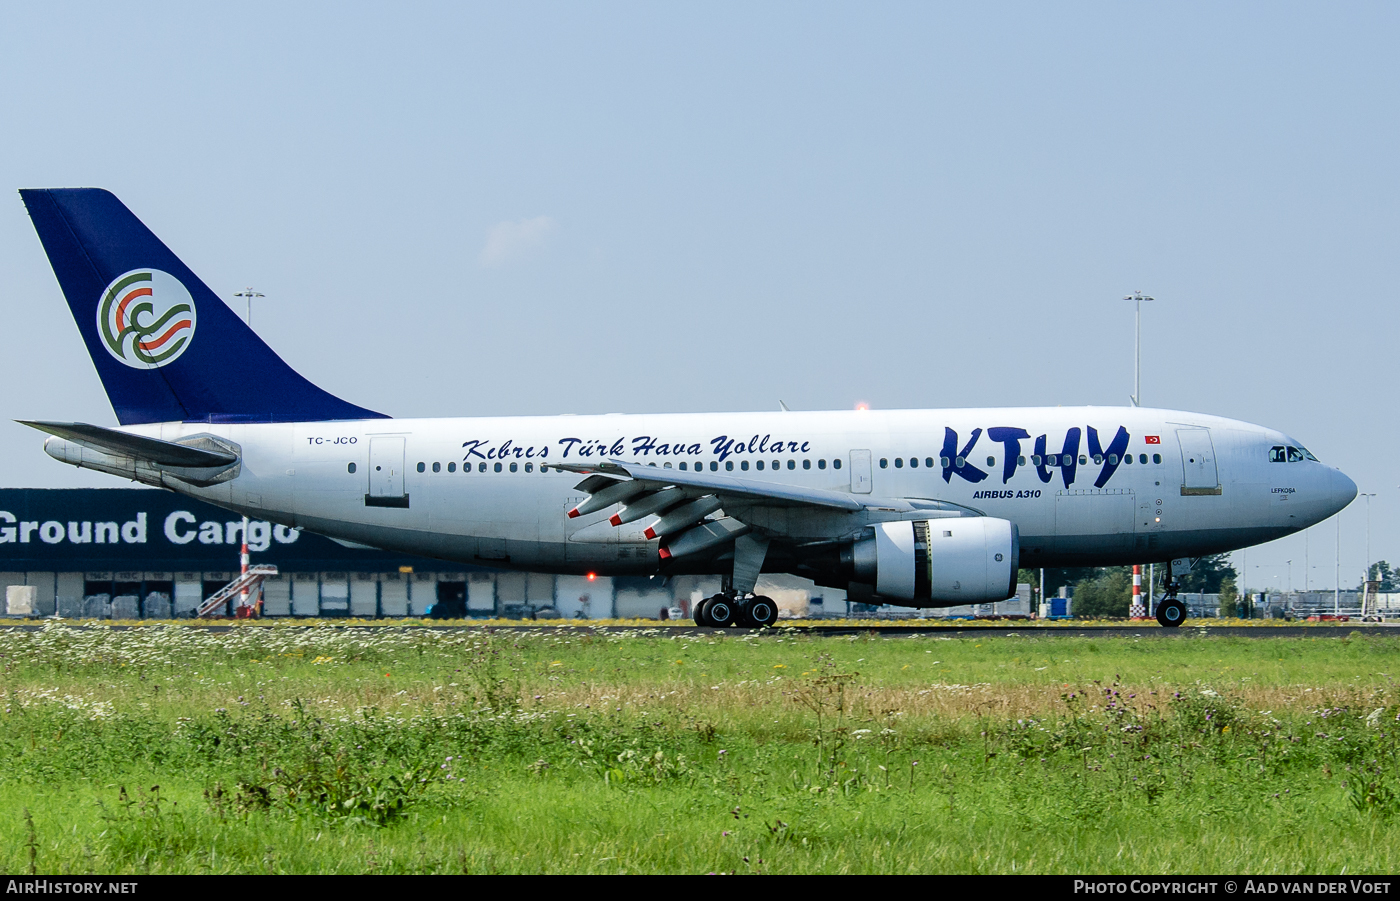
[1155, 593, 1187, 628]
[1155, 572, 1187, 628]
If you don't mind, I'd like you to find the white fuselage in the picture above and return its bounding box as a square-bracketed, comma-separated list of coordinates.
[104, 405, 1355, 585]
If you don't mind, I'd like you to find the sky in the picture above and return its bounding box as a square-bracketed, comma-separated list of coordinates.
[1, 2, 1396, 595]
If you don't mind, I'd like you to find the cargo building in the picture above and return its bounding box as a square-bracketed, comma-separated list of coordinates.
[0, 488, 722, 619]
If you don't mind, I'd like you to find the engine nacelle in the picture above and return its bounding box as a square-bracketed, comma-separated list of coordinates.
[844, 518, 1019, 606]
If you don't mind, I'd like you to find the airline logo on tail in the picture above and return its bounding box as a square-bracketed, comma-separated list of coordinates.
[97, 269, 197, 369]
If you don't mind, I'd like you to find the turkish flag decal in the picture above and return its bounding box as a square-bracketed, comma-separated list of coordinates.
[1144, 435, 1161, 445]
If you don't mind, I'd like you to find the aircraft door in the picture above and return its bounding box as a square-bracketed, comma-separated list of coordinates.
[1176, 429, 1220, 495]
[366, 436, 410, 507]
[850, 450, 873, 494]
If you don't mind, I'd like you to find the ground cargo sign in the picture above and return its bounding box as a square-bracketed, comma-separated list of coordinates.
[0, 489, 452, 571]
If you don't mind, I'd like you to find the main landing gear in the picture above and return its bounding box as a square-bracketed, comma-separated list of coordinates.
[1155, 575, 1187, 628]
[693, 533, 778, 628]
[693, 594, 778, 628]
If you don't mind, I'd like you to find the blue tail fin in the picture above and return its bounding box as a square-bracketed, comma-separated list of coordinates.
[20, 188, 388, 425]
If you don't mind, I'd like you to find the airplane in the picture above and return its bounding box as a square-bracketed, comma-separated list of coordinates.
[15, 188, 1358, 628]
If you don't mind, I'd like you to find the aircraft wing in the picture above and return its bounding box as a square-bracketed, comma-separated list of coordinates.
[553, 459, 898, 511]
[551, 459, 946, 560]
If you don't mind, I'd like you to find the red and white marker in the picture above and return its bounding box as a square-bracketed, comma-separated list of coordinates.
[239, 516, 250, 615]
[1130, 564, 1148, 619]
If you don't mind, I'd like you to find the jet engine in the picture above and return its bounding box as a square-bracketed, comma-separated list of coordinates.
[841, 518, 1019, 606]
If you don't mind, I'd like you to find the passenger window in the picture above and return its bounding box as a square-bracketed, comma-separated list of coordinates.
[1017, 456, 1025, 466]
[1269, 446, 1287, 463]
[432, 462, 441, 473]
[1031, 455, 1042, 466]
[1152, 454, 1161, 464]
[773, 460, 780, 470]
[347, 462, 356, 474]
[986, 456, 995, 467]
[1123, 454, 1132, 464]
[955, 456, 966, 468]
[679, 462, 687, 471]
[924, 457, 934, 468]
[710, 461, 718, 472]
[416, 462, 425, 473]
[1287, 446, 1304, 463]
[787, 460, 796, 470]
[448, 462, 456, 472]
[833, 458, 842, 469]
[696, 461, 703, 471]
[1139, 454, 1148, 464]
[725, 461, 734, 471]
[663, 462, 672, 469]
[493, 462, 502, 473]
[1093, 454, 1104, 465]
[879, 458, 888, 469]
[741, 460, 749, 471]
[803, 459, 811, 470]
[894, 458, 903, 469]
[756, 460, 764, 471]
[509, 462, 518, 473]
[941, 456, 952, 468]
[525, 462, 534, 473]
[817, 459, 826, 470]
[909, 457, 918, 469]
[479, 462, 487, 472]
[1106, 454, 1117, 465]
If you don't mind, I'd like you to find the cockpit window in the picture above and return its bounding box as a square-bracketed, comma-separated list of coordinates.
[1287, 446, 1305, 463]
[1300, 446, 1319, 462]
[1269, 446, 1287, 463]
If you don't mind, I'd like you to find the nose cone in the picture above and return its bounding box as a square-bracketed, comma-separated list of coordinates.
[1329, 467, 1359, 517]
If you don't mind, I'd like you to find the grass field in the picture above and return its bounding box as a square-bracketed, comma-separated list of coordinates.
[0, 622, 1397, 874]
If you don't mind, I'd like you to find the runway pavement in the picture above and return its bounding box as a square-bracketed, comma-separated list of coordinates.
[1, 620, 1396, 638]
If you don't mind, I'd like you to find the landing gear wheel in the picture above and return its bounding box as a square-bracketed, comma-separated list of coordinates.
[694, 598, 714, 627]
[744, 596, 778, 628]
[705, 595, 738, 627]
[1156, 598, 1186, 628]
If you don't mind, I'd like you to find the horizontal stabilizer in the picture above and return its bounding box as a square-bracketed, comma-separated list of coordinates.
[19, 420, 237, 467]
